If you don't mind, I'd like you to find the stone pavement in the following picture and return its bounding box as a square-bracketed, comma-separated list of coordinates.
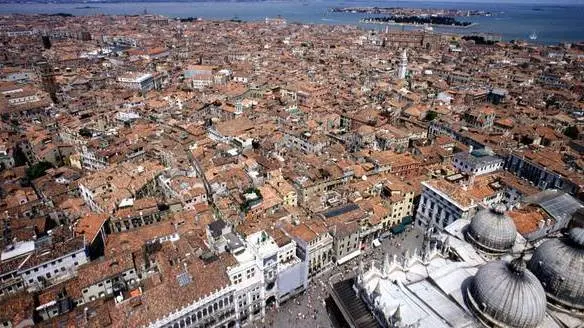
[253, 227, 422, 328]
[253, 278, 333, 328]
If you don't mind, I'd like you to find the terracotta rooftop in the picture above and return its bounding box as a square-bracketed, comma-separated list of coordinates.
[508, 205, 550, 235]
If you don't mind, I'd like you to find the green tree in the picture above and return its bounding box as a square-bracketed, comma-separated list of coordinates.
[79, 128, 93, 138]
[425, 110, 438, 121]
[564, 125, 579, 139]
[12, 146, 27, 166]
[26, 161, 54, 180]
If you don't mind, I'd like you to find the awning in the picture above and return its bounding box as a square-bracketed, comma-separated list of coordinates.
[391, 225, 405, 234]
[337, 249, 361, 265]
[391, 216, 414, 234]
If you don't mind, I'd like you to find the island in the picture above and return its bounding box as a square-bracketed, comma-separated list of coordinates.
[361, 15, 474, 27]
[331, 7, 492, 17]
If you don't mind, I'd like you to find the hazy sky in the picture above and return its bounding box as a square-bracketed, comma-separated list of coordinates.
[384, 0, 584, 4]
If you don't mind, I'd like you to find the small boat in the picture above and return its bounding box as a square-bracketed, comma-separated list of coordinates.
[529, 32, 537, 40]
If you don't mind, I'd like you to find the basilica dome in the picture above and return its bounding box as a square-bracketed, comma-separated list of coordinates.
[468, 259, 547, 328]
[466, 205, 517, 253]
[528, 227, 584, 310]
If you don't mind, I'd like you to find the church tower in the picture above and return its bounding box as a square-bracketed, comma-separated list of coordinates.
[36, 61, 58, 103]
[397, 49, 408, 80]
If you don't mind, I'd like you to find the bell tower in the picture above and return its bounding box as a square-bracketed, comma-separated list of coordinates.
[36, 61, 58, 103]
[397, 49, 408, 80]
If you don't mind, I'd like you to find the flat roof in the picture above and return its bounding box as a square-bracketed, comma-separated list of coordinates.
[323, 203, 360, 219]
[246, 231, 279, 259]
[233, 246, 255, 264]
[1, 241, 35, 261]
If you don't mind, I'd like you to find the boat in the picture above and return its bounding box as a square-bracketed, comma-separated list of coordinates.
[529, 32, 537, 40]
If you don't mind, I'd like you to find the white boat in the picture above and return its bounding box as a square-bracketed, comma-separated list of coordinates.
[529, 32, 537, 40]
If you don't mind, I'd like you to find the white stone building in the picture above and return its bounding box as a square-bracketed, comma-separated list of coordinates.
[415, 180, 479, 230]
[452, 149, 504, 176]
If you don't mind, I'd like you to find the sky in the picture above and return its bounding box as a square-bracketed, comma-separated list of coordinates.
[362, 0, 584, 4]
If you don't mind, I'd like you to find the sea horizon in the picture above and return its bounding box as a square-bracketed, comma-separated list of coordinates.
[1, 0, 583, 44]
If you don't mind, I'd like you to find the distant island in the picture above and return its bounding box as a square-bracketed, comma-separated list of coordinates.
[462, 35, 499, 45]
[332, 7, 492, 17]
[48, 12, 74, 17]
[74, 6, 100, 9]
[361, 15, 474, 27]
[179, 16, 200, 22]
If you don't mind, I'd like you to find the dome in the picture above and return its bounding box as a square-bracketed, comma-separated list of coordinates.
[466, 205, 517, 253]
[528, 227, 584, 310]
[468, 259, 547, 328]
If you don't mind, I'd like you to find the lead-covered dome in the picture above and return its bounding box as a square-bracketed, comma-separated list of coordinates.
[466, 205, 517, 253]
[528, 227, 584, 310]
[468, 259, 547, 328]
